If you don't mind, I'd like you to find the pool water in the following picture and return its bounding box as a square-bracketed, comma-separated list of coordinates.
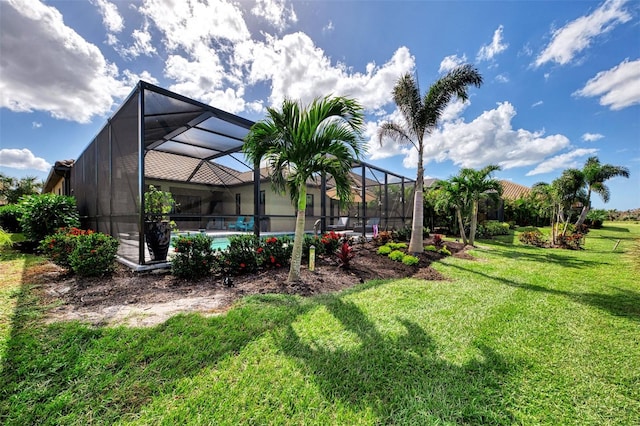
[170, 233, 230, 252]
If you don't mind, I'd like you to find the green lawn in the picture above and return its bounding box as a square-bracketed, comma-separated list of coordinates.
[1, 223, 638, 425]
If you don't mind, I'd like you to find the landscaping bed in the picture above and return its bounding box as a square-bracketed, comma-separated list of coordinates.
[36, 238, 470, 327]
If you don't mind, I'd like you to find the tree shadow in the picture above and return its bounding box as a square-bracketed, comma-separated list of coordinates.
[440, 261, 640, 322]
[279, 295, 520, 424]
[599, 225, 631, 233]
[480, 242, 609, 268]
[0, 253, 314, 424]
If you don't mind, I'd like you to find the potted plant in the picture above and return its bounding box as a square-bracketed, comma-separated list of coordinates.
[144, 185, 175, 261]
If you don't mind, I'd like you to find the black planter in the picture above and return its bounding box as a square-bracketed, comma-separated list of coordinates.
[144, 220, 171, 261]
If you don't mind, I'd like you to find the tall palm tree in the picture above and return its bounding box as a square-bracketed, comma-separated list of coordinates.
[243, 96, 365, 282]
[378, 65, 483, 253]
[574, 156, 630, 227]
[457, 165, 502, 246]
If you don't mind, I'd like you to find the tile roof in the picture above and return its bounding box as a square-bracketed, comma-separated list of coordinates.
[500, 180, 531, 200]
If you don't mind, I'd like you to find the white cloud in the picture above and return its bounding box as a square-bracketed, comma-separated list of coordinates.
[387, 102, 571, 172]
[0, 0, 137, 123]
[526, 148, 599, 175]
[322, 20, 334, 34]
[439, 54, 467, 74]
[32, 121, 42, 128]
[0, 148, 51, 171]
[495, 74, 509, 83]
[477, 25, 508, 61]
[139, 0, 250, 54]
[532, 100, 544, 107]
[582, 132, 604, 141]
[93, 0, 124, 34]
[365, 109, 411, 160]
[241, 33, 415, 110]
[251, 0, 297, 32]
[118, 20, 157, 58]
[573, 58, 640, 110]
[535, 0, 632, 67]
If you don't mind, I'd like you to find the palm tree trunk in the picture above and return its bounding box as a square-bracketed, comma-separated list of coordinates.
[287, 187, 307, 283]
[469, 200, 478, 246]
[456, 207, 468, 245]
[409, 141, 425, 254]
[575, 188, 592, 227]
[408, 190, 424, 253]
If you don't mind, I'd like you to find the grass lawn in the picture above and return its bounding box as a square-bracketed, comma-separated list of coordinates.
[1, 223, 638, 425]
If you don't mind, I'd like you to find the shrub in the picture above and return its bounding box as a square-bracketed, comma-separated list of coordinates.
[303, 234, 324, 258]
[401, 254, 419, 266]
[557, 233, 584, 250]
[68, 232, 119, 276]
[320, 231, 342, 255]
[433, 234, 444, 248]
[482, 221, 511, 237]
[388, 250, 405, 262]
[171, 234, 216, 279]
[336, 241, 355, 268]
[519, 229, 546, 247]
[438, 247, 451, 256]
[259, 235, 293, 269]
[18, 194, 80, 242]
[387, 242, 408, 250]
[40, 227, 94, 267]
[373, 231, 393, 246]
[585, 209, 607, 229]
[424, 245, 437, 252]
[0, 204, 22, 233]
[217, 234, 260, 275]
[0, 229, 12, 249]
[377, 245, 392, 255]
[395, 226, 411, 242]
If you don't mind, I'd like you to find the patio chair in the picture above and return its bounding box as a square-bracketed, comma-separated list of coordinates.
[238, 216, 254, 232]
[327, 216, 350, 231]
[227, 216, 245, 230]
[354, 217, 380, 233]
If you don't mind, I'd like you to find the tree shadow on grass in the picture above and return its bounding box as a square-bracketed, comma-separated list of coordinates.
[279, 295, 520, 424]
[480, 241, 609, 268]
[439, 261, 640, 322]
[0, 254, 314, 425]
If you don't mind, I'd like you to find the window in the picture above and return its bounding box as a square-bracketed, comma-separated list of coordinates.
[235, 193, 241, 215]
[174, 195, 201, 214]
[306, 194, 314, 216]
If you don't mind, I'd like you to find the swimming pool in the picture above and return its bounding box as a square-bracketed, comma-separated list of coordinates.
[171, 232, 230, 252]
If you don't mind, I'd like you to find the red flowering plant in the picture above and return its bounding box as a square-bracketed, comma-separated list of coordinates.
[68, 232, 119, 276]
[336, 241, 355, 269]
[320, 230, 342, 255]
[257, 235, 293, 269]
[40, 227, 95, 267]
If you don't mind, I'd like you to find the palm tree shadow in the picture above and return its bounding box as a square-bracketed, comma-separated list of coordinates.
[440, 262, 640, 322]
[280, 295, 518, 424]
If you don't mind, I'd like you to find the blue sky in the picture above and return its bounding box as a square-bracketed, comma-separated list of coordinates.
[1, 0, 639, 210]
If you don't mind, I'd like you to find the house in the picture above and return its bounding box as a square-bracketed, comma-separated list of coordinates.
[42, 160, 74, 196]
[52, 81, 414, 268]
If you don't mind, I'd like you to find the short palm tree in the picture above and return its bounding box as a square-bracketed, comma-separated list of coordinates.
[434, 178, 469, 245]
[459, 165, 502, 246]
[574, 156, 630, 227]
[243, 96, 365, 282]
[378, 65, 483, 253]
